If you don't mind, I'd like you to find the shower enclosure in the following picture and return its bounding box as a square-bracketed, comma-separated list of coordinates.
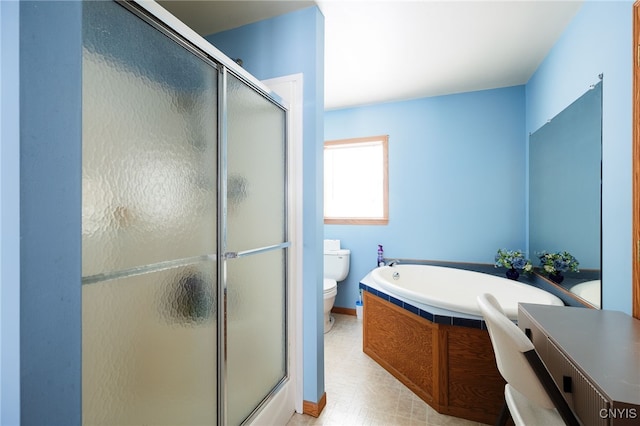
[81, 1, 290, 424]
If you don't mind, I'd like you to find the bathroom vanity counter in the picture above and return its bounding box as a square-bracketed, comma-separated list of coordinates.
[518, 304, 640, 425]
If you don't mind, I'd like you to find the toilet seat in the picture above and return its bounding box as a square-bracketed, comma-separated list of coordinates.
[323, 278, 337, 297]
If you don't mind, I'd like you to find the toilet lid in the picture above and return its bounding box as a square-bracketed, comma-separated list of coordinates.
[323, 278, 337, 293]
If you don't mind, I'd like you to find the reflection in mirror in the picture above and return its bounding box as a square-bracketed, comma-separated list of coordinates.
[529, 81, 602, 308]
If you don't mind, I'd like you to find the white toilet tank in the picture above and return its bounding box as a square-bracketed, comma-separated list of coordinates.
[324, 239, 350, 282]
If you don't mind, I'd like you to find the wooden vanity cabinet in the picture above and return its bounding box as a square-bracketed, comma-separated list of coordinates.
[518, 304, 640, 426]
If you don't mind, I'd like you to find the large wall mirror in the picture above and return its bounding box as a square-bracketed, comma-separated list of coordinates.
[529, 80, 602, 308]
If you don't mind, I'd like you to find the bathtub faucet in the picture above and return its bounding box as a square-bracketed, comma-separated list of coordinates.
[388, 259, 400, 267]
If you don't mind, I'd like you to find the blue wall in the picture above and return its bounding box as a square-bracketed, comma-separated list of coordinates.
[325, 86, 527, 309]
[526, 1, 632, 313]
[19, 2, 83, 424]
[1, 1, 21, 423]
[206, 6, 326, 404]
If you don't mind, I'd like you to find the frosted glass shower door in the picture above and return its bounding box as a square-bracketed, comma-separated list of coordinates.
[225, 74, 288, 425]
[82, 2, 218, 424]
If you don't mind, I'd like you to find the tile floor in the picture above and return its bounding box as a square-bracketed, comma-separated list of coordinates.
[286, 314, 490, 426]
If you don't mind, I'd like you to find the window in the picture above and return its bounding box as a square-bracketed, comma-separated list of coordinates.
[324, 135, 389, 225]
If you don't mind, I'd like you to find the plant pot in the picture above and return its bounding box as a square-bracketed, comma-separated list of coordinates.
[505, 268, 519, 280]
[549, 272, 564, 284]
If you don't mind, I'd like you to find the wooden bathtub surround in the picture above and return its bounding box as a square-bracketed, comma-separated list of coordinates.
[362, 291, 505, 424]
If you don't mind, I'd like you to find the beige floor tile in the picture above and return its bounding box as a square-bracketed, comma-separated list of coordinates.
[286, 314, 489, 426]
[396, 395, 413, 419]
[286, 413, 311, 425]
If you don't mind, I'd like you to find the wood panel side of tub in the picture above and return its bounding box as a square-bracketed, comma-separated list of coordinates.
[363, 291, 437, 405]
[362, 291, 505, 424]
[445, 324, 505, 422]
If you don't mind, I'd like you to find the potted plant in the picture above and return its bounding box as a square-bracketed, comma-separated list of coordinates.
[495, 249, 533, 280]
[537, 251, 579, 284]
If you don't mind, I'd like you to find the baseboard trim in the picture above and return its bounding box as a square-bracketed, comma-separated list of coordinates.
[302, 392, 326, 417]
[331, 306, 356, 316]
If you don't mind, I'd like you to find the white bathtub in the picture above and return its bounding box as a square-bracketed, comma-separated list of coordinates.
[368, 264, 563, 320]
[570, 280, 601, 309]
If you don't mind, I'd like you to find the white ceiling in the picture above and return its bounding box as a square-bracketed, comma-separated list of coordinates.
[158, 0, 583, 110]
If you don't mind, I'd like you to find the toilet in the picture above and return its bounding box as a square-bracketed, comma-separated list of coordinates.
[323, 239, 350, 333]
